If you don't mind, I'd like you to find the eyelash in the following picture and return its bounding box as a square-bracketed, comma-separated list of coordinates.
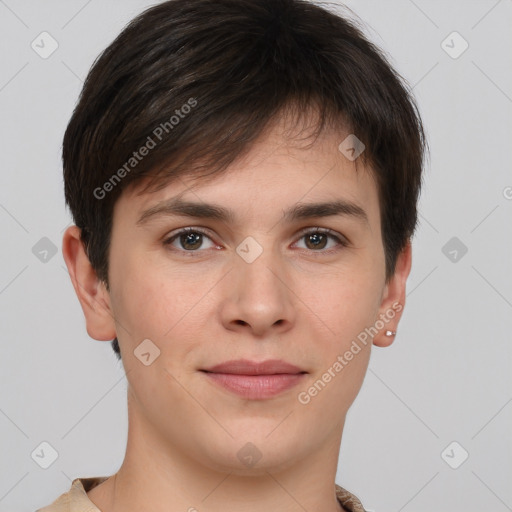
[162, 226, 349, 256]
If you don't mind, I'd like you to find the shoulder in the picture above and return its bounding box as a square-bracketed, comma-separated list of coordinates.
[36, 477, 109, 512]
[335, 483, 367, 512]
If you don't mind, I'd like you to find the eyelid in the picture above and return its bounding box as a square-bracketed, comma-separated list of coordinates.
[163, 226, 218, 247]
[293, 226, 349, 245]
[165, 226, 212, 237]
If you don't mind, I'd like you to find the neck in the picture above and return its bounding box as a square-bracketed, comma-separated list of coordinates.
[88, 388, 347, 512]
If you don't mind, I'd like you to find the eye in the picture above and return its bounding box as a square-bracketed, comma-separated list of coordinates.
[163, 227, 217, 253]
[293, 228, 348, 253]
[163, 226, 348, 255]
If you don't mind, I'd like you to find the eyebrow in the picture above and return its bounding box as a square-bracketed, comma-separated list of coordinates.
[136, 197, 369, 226]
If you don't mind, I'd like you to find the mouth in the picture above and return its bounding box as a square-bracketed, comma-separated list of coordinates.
[199, 359, 308, 400]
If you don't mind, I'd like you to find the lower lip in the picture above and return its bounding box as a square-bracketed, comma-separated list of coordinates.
[201, 372, 306, 399]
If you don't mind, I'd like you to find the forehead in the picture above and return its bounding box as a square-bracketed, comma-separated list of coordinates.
[115, 116, 380, 229]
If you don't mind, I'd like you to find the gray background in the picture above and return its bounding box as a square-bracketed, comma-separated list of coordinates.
[0, 1, 511, 511]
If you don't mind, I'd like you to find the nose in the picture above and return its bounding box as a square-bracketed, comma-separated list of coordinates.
[219, 244, 296, 337]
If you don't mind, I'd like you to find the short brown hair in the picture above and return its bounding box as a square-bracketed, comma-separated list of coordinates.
[63, 0, 427, 360]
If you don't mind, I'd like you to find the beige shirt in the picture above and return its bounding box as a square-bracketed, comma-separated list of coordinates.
[36, 477, 366, 512]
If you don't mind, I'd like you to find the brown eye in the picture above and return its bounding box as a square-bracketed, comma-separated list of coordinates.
[163, 228, 215, 252]
[292, 228, 349, 255]
[295, 228, 348, 253]
[178, 232, 203, 250]
[304, 232, 328, 250]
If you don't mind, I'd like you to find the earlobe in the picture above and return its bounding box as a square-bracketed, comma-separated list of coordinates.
[62, 225, 117, 341]
[372, 241, 412, 348]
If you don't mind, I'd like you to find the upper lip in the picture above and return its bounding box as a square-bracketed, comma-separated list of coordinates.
[201, 359, 306, 375]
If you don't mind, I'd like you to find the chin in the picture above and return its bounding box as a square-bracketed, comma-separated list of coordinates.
[193, 431, 306, 475]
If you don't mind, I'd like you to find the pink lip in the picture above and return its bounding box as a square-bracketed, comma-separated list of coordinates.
[202, 358, 305, 375]
[200, 359, 307, 399]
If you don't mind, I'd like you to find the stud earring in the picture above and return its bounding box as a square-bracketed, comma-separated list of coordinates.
[385, 330, 396, 337]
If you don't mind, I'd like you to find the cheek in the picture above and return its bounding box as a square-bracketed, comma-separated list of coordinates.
[306, 265, 383, 344]
[108, 248, 179, 344]
[108, 248, 217, 361]
[295, 331, 371, 432]
[295, 265, 382, 406]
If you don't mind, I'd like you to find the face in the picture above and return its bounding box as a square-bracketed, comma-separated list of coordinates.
[65, 113, 409, 475]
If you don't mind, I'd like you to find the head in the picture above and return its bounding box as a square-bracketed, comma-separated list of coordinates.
[62, 0, 425, 473]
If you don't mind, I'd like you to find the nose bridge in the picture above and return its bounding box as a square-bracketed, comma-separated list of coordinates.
[224, 232, 294, 332]
[235, 232, 285, 296]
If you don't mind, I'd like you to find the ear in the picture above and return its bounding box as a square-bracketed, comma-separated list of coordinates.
[372, 240, 412, 348]
[62, 225, 117, 341]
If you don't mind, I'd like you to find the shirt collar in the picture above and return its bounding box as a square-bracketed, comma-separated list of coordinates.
[38, 477, 366, 512]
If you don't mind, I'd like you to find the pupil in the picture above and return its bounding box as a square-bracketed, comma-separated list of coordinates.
[182, 232, 201, 250]
[307, 233, 326, 249]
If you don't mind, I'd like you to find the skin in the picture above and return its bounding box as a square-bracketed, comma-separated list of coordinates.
[62, 112, 412, 512]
